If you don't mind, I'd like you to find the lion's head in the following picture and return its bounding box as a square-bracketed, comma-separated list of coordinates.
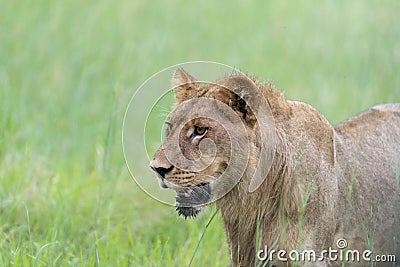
[150, 68, 275, 218]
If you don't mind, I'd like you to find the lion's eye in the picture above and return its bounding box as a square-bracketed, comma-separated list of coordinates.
[193, 125, 207, 136]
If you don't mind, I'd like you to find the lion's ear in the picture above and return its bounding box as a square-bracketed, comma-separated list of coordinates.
[223, 76, 262, 126]
[171, 68, 199, 103]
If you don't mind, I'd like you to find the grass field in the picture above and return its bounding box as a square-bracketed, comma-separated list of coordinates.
[1, 1, 399, 266]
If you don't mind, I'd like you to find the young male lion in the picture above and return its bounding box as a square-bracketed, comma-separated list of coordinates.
[150, 68, 400, 266]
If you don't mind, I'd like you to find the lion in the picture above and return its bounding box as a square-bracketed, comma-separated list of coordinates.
[150, 68, 400, 266]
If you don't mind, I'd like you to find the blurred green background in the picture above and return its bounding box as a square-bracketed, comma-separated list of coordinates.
[1, 1, 399, 266]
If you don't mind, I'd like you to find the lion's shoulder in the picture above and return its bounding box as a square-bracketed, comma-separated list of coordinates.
[334, 103, 400, 134]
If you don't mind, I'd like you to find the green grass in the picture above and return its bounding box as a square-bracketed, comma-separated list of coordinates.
[1, 0, 399, 266]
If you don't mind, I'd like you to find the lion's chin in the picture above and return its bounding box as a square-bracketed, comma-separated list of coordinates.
[175, 182, 210, 219]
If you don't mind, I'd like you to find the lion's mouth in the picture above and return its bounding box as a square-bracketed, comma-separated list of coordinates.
[175, 182, 210, 219]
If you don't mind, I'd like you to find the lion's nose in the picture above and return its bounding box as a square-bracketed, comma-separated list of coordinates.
[151, 166, 174, 178]
[150, 160, 174, 178]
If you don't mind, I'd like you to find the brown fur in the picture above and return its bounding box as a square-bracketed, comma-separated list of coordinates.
[150, 68, 400, 266]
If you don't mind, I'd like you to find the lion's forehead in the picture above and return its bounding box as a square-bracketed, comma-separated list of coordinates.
[168, 97, 230, 125]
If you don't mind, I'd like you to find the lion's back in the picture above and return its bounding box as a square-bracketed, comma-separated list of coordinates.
[333, 103, 400, 259]
[334, 103, 400, 168]
[334, 103, 400, 134]
[333, 103, 400, 179]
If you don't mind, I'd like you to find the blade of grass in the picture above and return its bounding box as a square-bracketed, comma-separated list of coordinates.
[188, 210, 218, 267]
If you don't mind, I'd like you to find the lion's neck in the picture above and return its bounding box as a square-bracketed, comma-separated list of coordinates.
[216, 134, 299, 266]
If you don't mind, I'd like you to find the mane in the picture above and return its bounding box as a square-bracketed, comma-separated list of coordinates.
[216, 79, 303, 264]
[247, 80, 301, 233]
[254, 78, 292, 120]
